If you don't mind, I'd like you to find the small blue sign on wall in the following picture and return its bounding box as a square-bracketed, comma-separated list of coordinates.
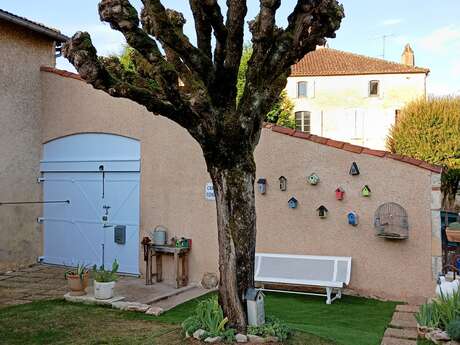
[205, 182, 215, 200]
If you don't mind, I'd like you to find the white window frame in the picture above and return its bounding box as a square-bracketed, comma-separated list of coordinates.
[295, 111, 311, 133]
[297, 81, 308, 98]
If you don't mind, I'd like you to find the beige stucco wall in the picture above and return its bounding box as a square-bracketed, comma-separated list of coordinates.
[286, 73, 427, 150]
[41, 72, 439, 301]
[0, 21, 55, 272]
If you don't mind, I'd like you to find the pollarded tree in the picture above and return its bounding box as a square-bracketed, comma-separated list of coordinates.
[63, 0, 344, 329]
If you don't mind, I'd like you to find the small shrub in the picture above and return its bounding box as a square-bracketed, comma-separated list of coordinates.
[92, 260, 119, 282]
[181, 296, 234, 341]
[247, 316, 291, 341]
[415, 302, 441, 328]
[447, 319, 460, 340]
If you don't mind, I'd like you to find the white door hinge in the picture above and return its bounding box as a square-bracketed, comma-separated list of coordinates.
[37, 217, 44, 224]
[37, 177, 45, 183]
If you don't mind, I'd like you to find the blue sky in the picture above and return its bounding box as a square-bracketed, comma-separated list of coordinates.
[1, 0, 459, 95]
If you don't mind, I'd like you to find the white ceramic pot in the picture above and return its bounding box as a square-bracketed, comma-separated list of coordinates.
[94, 281, 116, 300]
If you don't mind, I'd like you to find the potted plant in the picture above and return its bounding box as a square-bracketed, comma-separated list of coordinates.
[65, 264, 90, 296]
[93, 260, 119, 300]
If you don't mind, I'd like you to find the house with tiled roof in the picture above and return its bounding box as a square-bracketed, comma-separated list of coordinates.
[287, 45, 429, 150]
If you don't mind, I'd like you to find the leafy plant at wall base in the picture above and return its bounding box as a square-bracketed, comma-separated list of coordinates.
[247, 316, 291, 341]
[415, 303, 441, 328]
[181, 296, 234, 341]
[92, 260, 119, 283]
[447, 319, 460, 340]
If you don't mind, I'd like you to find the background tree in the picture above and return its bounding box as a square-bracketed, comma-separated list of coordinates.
[63, 0, 344, 329]
[387, 96, 460, 209]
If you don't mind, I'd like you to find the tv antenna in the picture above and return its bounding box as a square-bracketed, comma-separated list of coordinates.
[376, 34, 395, 59]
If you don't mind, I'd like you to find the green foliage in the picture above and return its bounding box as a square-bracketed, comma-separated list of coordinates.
[416, 289, 460, 330]
[118, 45, 136, 73]
[181, 296, 234, 341]
[387, 96, 460, 207]
[237, 45, 295, 128]
[415, 302, 441, 328]
[447, 319, 460, 340]
[64, 263, 89, 280]
[92, 260, 119, 283]
[248, 316, 291, 341]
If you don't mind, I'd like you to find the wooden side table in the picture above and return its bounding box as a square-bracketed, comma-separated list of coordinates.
[144, 244, 190, 288]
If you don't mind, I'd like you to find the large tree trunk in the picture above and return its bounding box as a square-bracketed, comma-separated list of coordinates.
[208, 156, 257, 331]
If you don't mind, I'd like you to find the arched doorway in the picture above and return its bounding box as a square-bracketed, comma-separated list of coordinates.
[40, 133, 140, 274]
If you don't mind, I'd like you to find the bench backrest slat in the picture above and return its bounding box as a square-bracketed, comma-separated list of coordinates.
[255, 253, 351, 286]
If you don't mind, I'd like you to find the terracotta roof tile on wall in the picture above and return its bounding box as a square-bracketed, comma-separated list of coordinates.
[40, 66, 82, 81]
[291, 48, 429, 77]
[266, 124, 442, 174]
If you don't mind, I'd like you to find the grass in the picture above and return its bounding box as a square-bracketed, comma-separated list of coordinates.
[0, 292, 398, 345]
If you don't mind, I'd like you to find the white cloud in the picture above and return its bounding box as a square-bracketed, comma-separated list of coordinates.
[381, 18, 403, 26]
[66, 23, 125, 56]
[417, 25, 460, 55]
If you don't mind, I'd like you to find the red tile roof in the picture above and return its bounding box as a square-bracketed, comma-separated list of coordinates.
[0, 8, 68, 42]
[40, 67, 441, 174]
[291, 48, 429, 77]
[264, 124, 442, 173]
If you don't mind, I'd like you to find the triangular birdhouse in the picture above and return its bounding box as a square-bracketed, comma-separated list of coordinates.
[335, 187, 345, 200]
[288, 197, 298, 209]
[349, 162, 360, 176]
[317, 205, 328, 218]
[307, 173, 320, 185]
[257, 178, 267, 194]
[279, 176, 287, 191]
[361, 185, 371, 197]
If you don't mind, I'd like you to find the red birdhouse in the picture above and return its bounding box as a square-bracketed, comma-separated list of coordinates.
[335, 187, 345, 200]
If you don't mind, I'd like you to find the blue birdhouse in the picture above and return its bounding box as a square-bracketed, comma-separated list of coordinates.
[257, 178, 267, 194]
[347, 212, 359, 226]
[307, 173, 320, 185]
[349, 162, 360, 176]
[288, 197, 298, 209]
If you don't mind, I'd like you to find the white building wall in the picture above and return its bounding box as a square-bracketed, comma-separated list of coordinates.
[286, 73, 427, 150]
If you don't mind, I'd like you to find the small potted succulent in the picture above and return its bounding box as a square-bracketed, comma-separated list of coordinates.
[93, 260, 119, 300]
[65, 264, 90, 296]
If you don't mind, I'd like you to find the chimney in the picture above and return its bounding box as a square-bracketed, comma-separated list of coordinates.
[401, 44, 415, 66]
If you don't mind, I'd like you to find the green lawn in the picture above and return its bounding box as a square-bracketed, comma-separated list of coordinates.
[0, 292, 398, 345]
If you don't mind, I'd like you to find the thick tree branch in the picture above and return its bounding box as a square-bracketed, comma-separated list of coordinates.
[141, 0, 214, 85]
[63, 32, 199, 131]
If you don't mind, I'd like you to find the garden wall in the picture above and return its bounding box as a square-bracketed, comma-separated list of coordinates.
[40, 69, 442, 302]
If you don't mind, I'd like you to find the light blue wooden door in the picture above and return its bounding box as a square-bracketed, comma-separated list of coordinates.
[41, 134, 140, 274]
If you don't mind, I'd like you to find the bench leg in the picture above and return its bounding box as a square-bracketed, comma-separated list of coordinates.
[337, 289, 342, 299]
[326, 287, 332, 304]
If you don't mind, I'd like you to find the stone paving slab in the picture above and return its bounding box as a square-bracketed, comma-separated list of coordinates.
[381, 336, 416, 345]
[392, 312, 417, 321]
[64, 292, 125, 306]
[384, 328, 417, 340]
[395, 305, 420, 313]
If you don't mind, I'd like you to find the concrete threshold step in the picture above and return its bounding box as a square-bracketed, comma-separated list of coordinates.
[144, 284, 199, 305]
[150, 287, 217, 313]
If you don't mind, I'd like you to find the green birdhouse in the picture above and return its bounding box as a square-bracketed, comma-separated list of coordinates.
[307, 173, 320, 185]
[361, 185, 371, 197]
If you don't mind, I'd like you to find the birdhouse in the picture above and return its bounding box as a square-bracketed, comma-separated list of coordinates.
[347, 212, 359, 226]
[349, 162, 360, 176]
[361, 185, 371, 197]
[335, 187, 345, 200]
[279, 176, 287, 191]
[288, 197, 298, 209]
[307, 173, 320, 185]
[245, 288, 265, 326]
[257, 178, 267, 194]
[317, 205, 328, 218]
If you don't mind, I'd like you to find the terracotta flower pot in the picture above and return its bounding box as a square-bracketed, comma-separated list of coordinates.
[66, 272, 89, 296]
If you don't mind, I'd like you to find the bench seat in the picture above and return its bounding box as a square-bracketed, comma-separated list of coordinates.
[255, 253, 352, 304]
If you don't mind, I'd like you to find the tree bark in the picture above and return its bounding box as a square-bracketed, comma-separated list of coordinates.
[208, 155, 257, 331]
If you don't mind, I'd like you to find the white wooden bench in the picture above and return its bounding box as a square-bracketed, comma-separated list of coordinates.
[255, 253, 352, 304]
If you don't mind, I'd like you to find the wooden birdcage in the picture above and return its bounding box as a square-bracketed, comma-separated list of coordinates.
[374, 202, 409, 240]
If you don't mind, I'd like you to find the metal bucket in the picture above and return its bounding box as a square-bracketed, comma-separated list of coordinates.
[153, 226, 167, 245]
